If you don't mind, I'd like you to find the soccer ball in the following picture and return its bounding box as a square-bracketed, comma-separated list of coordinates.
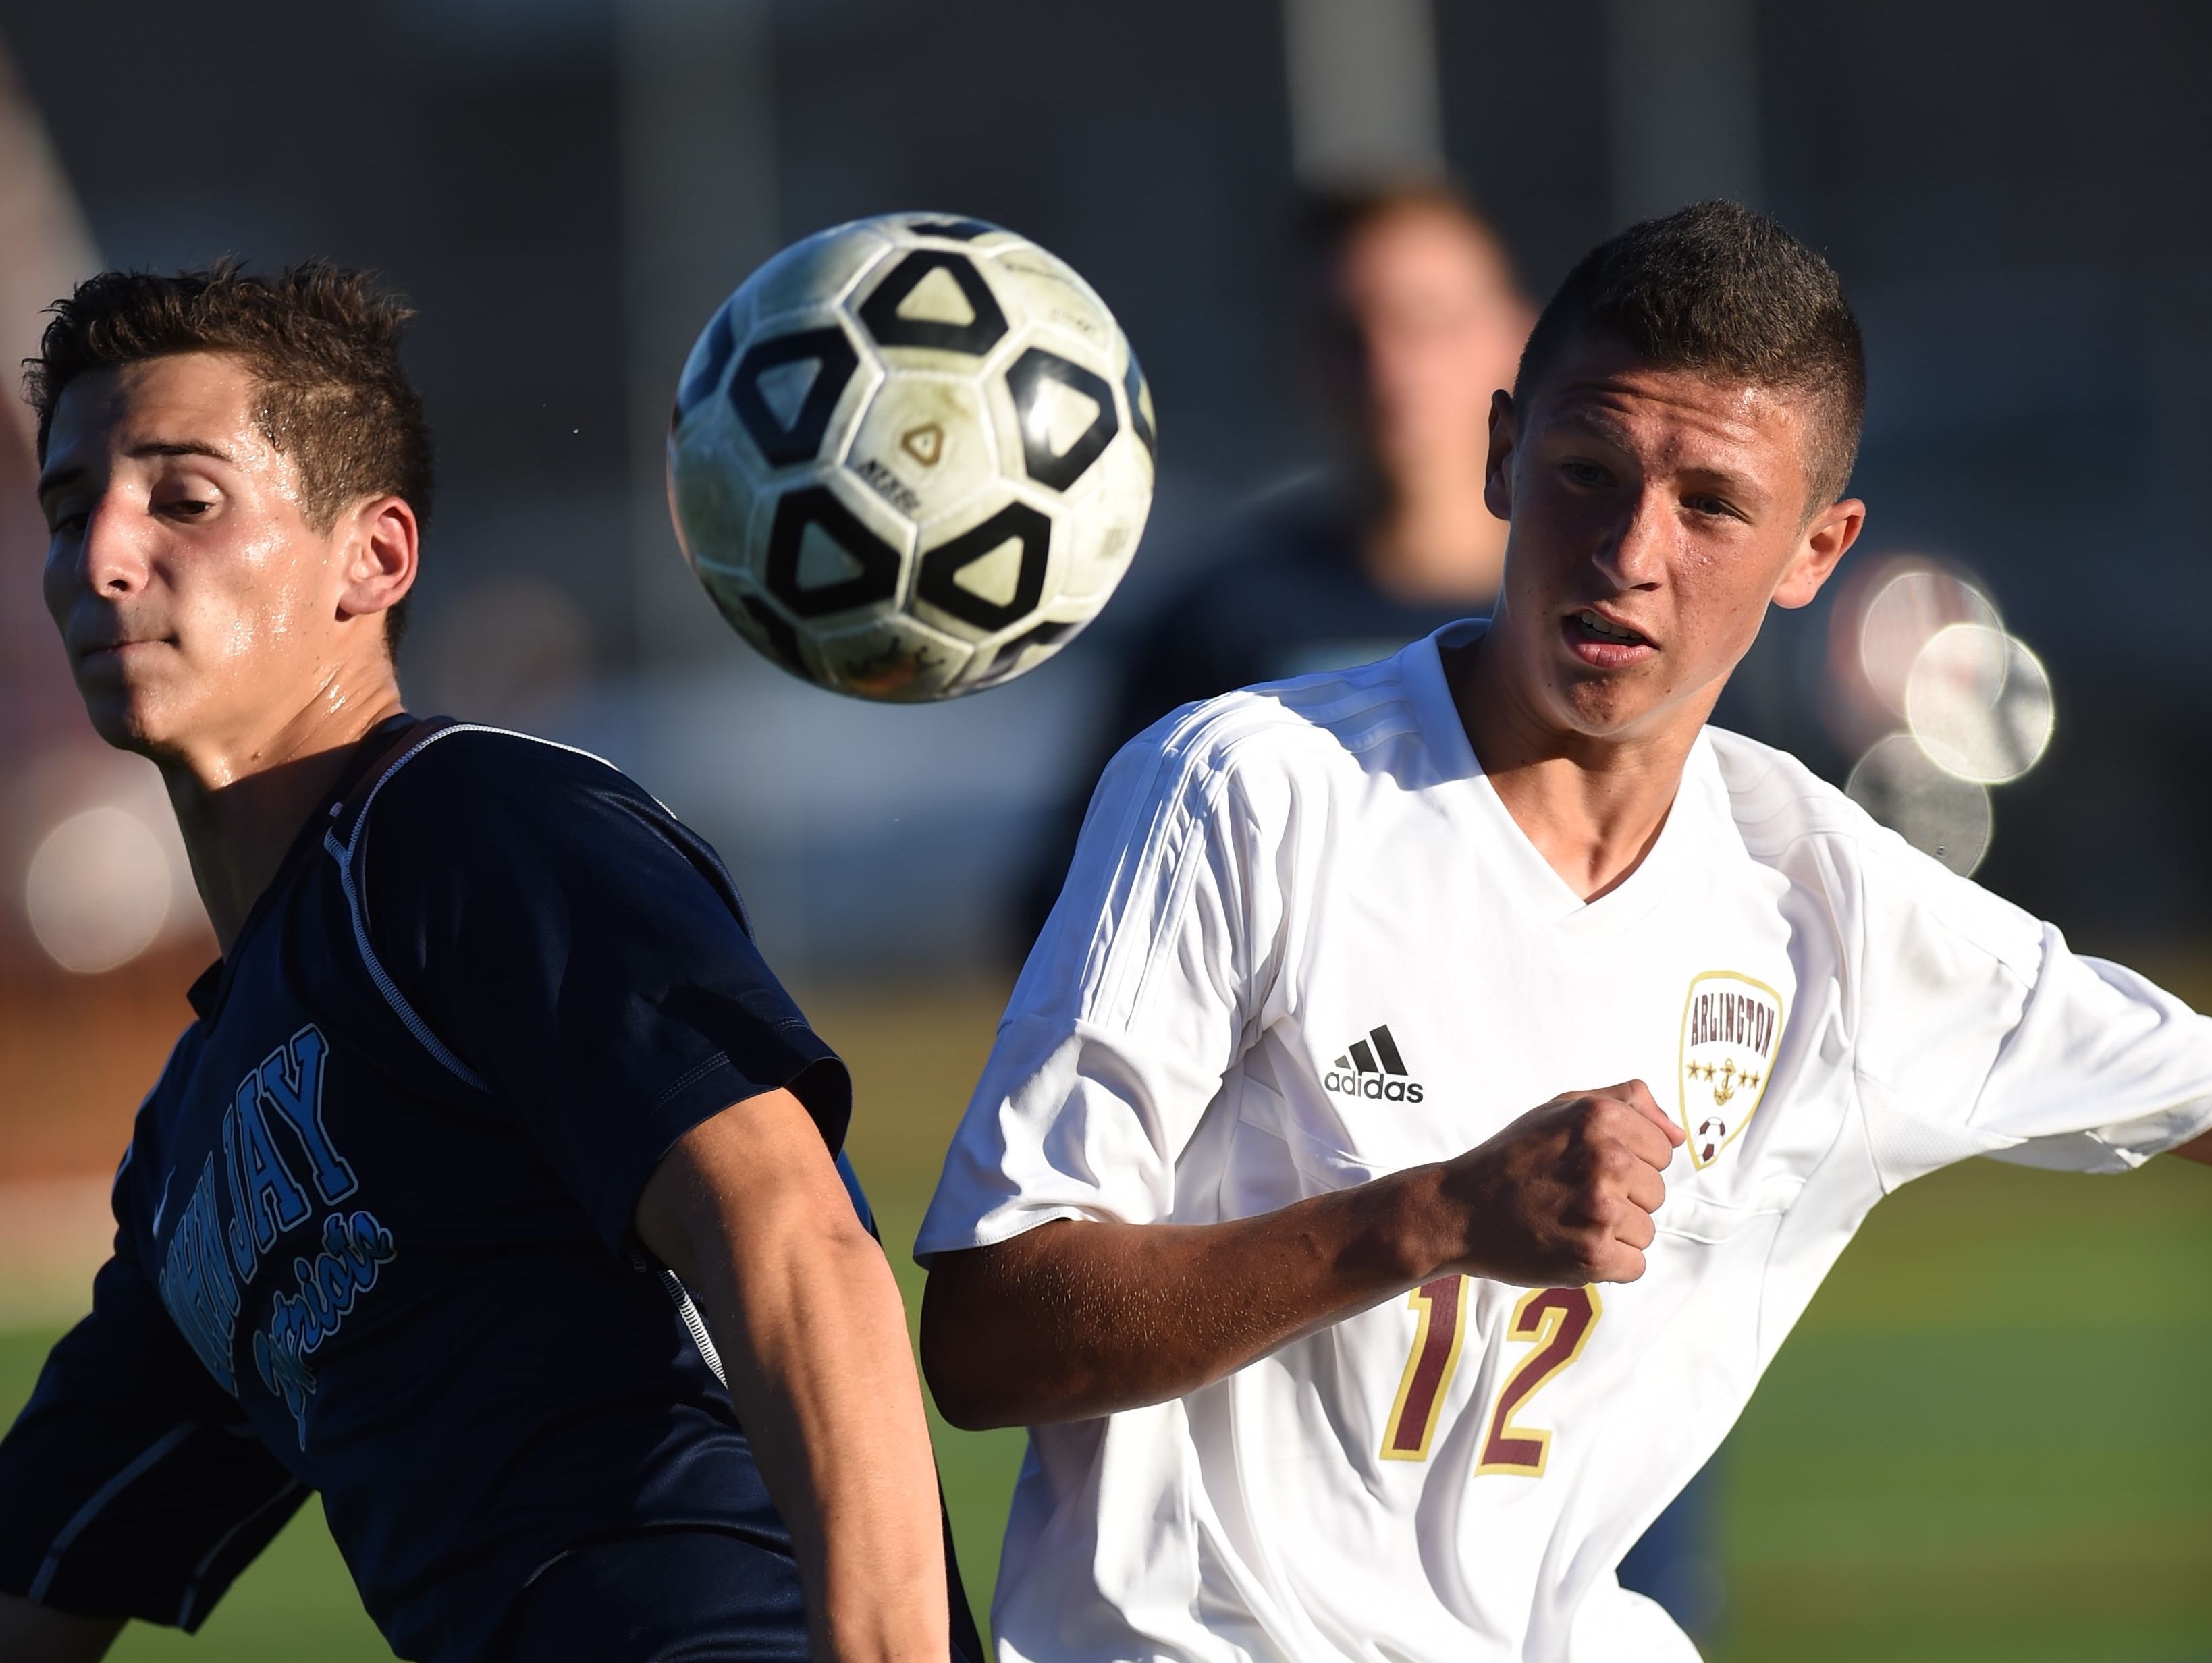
[666, 213, 1156, 701]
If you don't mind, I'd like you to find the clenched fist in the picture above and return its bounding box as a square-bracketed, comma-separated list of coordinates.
[1434, 1082, 1685, 1286]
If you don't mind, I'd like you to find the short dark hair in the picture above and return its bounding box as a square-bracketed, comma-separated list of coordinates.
[24, 258, 434, 651]
[1513, 201, 1866, 510]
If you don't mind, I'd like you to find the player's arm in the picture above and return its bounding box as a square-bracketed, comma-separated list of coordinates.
[0, 1597, 121, 1662]
[2174, 1128, 2212, 1165]
[636, 1087, 946, 1663]
[1, 1249, 311, 1650]
[923, 1081, 1681, 1429]
[358, 736, 954, 1655]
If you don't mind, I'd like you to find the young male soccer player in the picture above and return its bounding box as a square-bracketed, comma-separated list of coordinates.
[0, 264, 975, 1663]
[917, 202, 2212, 1662]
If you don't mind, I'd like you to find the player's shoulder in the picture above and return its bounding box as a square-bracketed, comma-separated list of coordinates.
[364, 720, 647, 817]
[1125, 645, 1436, 802]
[348, 721, 680, 874]
[1703, 726, 2042, 975]
[344, 719, 737, 925]
[1702, 726, 1875, 855]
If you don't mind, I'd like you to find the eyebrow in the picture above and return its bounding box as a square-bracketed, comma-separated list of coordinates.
[1547, 407, 1649, 460]
[1550, 408, 1766, 499]
[36, 439, 239, 501]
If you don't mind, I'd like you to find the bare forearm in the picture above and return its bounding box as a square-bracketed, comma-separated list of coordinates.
[635, 1092, 948, 1663]
[922, 1164, 1452, 1429]
[0, 1595, 122, 1662]
[924, 1083, 1684, 1429]
[692, 1213, 947, 1663]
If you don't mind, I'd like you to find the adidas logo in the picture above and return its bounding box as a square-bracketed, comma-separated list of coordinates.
[1323, 1025, 1425, 1103]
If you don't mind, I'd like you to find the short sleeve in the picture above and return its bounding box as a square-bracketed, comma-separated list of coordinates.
[1851, 836, 2212, 1187]
[917, 710, 1289, 1259]
[0, 1251, 308, 1629]
[360, 732, 851, 1251]
[1962, 929, 2212, 1170]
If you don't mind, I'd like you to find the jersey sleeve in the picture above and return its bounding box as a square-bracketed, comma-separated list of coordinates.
[0, 1247, 308, 1629]
[917, 706, 1297, 1258]
[360, 732, 851, 1252]
[1850, 834, 2212, 1187]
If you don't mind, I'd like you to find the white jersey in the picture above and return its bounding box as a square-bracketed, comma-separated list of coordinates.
[917, 621, 2212, 1663]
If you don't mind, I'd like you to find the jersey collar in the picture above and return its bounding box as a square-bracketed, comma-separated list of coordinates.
[1401, 622, 1720, 936]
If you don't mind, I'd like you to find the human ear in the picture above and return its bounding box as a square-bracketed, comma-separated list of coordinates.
[335, 495, 419, 625]
[1771, 496, 1864, 609]
[1484, 389, 1518, 520]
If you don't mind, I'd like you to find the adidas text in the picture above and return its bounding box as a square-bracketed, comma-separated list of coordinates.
[1324, 1025, 1424, 1103]
[1323, 1072, 1424, 1103]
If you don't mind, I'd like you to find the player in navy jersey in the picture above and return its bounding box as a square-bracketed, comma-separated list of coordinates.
[0, 263, 979, 1663]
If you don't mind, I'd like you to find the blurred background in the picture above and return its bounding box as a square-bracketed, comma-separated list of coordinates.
[1, 0, 2208, 1657]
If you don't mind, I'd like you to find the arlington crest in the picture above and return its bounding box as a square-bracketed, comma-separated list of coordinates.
[1677, 971, 1785, 1168]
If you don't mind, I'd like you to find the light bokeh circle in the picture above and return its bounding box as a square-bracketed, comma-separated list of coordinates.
[1845, 733, 1993, 876]
[1905, 624, 2055, 784]
[25, 805, 174, 974]
[1858, 568, 2001, 716]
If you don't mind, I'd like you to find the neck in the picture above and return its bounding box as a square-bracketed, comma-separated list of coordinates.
[1447, 630, 1710, 902]
[157, 670, 407, 953]
[1363, 456, 1508, 605]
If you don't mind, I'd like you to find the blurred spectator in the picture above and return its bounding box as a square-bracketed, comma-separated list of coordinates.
[1023, 183, 1530, 945]
[1112, 181, 1532, 740]
[1023, 183, 1530, 938]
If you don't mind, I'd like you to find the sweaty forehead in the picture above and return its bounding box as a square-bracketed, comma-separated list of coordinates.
[50, 352, 261, 438]
[1553, 365, 1793, 445]
[1532, 339, 1817, 495]
[45, 353, 280, 470]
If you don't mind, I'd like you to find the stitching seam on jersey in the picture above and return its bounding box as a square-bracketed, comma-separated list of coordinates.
[173, 1475, 303, 1628]
[648, 1052, 734, 1111]
[1734, 811, 2043, 981]
[29, 1420, 196, 1600]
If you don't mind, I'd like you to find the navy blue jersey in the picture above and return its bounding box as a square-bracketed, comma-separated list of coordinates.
[0, 721, 965, 1662]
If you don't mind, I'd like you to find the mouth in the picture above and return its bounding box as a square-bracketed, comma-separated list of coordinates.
[1561, 607, 1656, 667]
[75, 637, 169, 667]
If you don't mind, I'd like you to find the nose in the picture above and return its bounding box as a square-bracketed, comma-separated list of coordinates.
[1594, 484, 1670, 592]
[79, 495, 153, 599]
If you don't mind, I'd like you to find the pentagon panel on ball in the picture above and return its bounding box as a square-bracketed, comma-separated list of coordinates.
[668, 212, 1156, 701]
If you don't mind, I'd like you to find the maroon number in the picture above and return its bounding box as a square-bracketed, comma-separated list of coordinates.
[1477, 1285, 1602, 1477]
[1380, 1276, 1468, 1461]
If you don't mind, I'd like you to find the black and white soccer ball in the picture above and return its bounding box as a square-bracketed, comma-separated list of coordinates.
[667, 213, 1156, 701]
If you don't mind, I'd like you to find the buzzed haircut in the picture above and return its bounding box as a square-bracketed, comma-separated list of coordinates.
[1513, 201, 1866, 510]
[24, 258, 433, 649]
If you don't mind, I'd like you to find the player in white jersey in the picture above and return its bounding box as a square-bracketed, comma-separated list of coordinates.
[915, 201, 2212, 1662]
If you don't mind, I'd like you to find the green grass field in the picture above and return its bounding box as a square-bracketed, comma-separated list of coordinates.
[3, 985, 2207, 1659]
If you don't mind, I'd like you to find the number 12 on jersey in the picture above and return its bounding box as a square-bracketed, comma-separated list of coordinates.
[1380, 1279, 1602, 1473]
